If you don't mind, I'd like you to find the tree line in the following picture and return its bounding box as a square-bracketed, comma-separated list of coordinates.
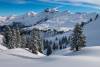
[3, 25, 43, 54]
[2, 22, 86, 56]
[45, 23, 86, 55]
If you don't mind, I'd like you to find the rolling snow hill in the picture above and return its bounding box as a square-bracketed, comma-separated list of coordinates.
[0, 46, 100, 67]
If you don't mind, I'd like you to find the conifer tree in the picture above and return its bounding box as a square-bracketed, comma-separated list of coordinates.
[37, 30, 43, 53]
[70, 23, 86, 51]
[30, 28, 38, 54]
[21, 34, 27, 48]
[43, 40, 48, 50]
[53, 42, 56, 50]
[59, 40, 63, 49]
[46, 45, 52, 56]
[30, 28, 43, 54]
[11, 28, 17, 48]
[4, 26, 13, 49]
[16, 26, 22, 48]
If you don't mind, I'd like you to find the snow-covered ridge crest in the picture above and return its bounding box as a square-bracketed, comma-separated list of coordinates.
[0, 9, 98, 32]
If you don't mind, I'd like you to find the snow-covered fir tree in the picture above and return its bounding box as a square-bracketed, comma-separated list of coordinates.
[21, 34, 27, 48]
[11, 28, 17, 48]
[37, 30, 43, 53]
[53, 42, 56, 50]
[3, 26, 13, 49]
[46, 45, 52, 56]
[29, 28, 43, 54]
[3, 25, 22, 49]
[15, 26, 22, 48]
[70, 23, 86, 51]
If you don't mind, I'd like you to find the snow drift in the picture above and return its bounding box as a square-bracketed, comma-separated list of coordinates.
[0, 46, 100, 67]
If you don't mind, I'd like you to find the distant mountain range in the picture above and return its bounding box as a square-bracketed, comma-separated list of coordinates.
[0, 8, 99, 46]
[0, 8, 97, 31]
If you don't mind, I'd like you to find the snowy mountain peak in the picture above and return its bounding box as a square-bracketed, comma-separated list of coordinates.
[25, 11, 37, 17]
[44, 8, 59, 13]
[0, 9, 98, 32]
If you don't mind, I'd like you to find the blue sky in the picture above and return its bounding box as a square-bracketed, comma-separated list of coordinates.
[0, 0, 100, 16]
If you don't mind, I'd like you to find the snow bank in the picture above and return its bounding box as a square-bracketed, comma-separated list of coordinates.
[0, 46, 100, 67]
[0, 45, 8, 51]
[3, 48, 45, 59]
[0, 34, 8, 51]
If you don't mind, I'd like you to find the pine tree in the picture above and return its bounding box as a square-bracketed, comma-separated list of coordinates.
[64, 37, 68, 48]
[30, 28, 43, 54]
[59, 40, 63, 49]
[53, 42, 56, 50]
[11, 28, 17, 48]
[70, 23, 86, 51]
[15, 26, 21, 48]
[21, 34, 27, 48]
[3, 26, 13, 49]
[37, 30, 43, 53]
[30, 28, 38, 54]
[46, 45, 52, 56]
[43, 40, 48, 50]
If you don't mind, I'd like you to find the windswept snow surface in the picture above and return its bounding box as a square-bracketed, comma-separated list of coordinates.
[0, 46, 100, 67]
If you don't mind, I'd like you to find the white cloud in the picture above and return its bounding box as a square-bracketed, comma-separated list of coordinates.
[0, 0, 32, 4]
[40, 0, 100, 6]
[40, 0, 100, 9]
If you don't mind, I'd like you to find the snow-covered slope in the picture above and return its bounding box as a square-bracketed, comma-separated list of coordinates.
[0, 11, 36, 26]
[33, 12, 89, 31]
[0, 34, 45, 58]
[25, 11, 93, 31]
[2, 48, 45, 58]
[12, 11, 37, 26]
[0, 9, 59, 26]
[84, 13, 100, 46]
[53, 46, 100, 56]
[0, 15, 16, 26]
[0, 46, 100, 67]
[0, 45, 7, 51]
[0, 34, 7, 51]
[0, 9, 94, 31]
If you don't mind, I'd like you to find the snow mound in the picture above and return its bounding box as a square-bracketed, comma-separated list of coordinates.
[0, 45, 8, 51]
[0, 46, 100, 67]
[4, 48, 45, 59]
[53, 46, 100, 57]
[0, 35, 8, 51]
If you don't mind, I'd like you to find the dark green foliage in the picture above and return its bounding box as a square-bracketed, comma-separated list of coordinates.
[70, 23, 86, 51]
[53, 42, 56, 50]
[29, 28, 43, 54]
[59, 40, 62, 49]
[3, 25, 22, 49]
[46, 45, 52, 56]
[3, 26, 13, 49]
[43, 40, 48, 50]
